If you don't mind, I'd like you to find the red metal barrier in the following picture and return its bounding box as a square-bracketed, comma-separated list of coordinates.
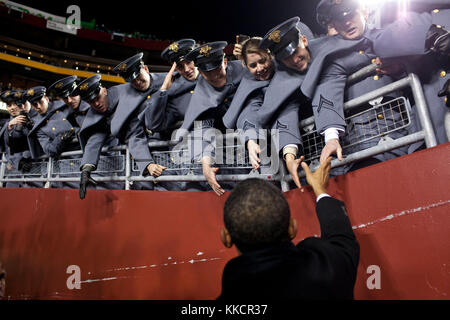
[0, 143, 449, 300]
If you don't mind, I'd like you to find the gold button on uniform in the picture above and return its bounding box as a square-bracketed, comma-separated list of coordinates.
[56, 110, 59, 113]
[190, 90, 194, 94]
[377, 114, 384, 120]
[359, 50, 364, 54]
[371, 58, 377, 64]
[373, 75, 379, 81]
[147, 95, 151, 99]
[436, 25, 442, 29]
[52, 127, 56, 131]
[433, 9, 439, 13]
[440, 71, 446, 77]
[62, 118, 66, 121]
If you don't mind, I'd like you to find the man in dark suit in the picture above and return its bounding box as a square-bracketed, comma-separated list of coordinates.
[219, 157, 359, 300]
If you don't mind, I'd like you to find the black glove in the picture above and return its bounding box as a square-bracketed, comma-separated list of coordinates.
[425, 25, 450, 56]
[18, 158, 33, 173]
[79, 165, 97, 200]
[60, 129, 76, 142]
[438, 79, 450, 108]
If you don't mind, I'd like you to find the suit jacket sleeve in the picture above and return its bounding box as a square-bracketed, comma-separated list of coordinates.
[315, 196, 359, 270]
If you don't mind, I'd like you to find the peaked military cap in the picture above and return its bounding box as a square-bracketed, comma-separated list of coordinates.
[113, 52, 144, 82]
[48, 75, 78, 99]
[316, 0, 359, 27]
[161, 39, 196, 64]
[72, 74, 102, 102]
[1, 89, 25, 105]
[260, 17, 305, 61]
[24, 86, 47, 104]
[185, 41, 227, 72]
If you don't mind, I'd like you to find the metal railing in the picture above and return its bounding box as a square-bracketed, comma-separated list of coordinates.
[0, 66, 439, 192]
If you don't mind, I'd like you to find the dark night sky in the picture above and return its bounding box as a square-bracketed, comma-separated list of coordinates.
[17, 0, 324, 42]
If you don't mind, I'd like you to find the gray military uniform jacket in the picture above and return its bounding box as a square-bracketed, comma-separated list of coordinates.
[180, 60, 244, 132]
[223, 69, 270, 145]
[109, 73, 166, 176]
[372, 8, 450, 144]
[79, 85, 122, 169]
[177, 60, 244, 161]
[27, 100, 73, 159]
[139, 72, 197, 133]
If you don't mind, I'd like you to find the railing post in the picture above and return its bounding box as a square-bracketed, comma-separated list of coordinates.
[278, 160, 291, 192]
[409, 73, 438, 148]
[0, 153, 6, 188]
[125, 148, 131, 191]
[445, 111, 450, 142]
[44, 157, 52, 189]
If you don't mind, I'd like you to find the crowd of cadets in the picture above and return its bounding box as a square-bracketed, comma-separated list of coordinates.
[1, 0, 449, 198]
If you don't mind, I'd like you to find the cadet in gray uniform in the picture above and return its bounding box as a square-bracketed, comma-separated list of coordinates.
[225, 21, 316, 189]
[25, 86, 77, 160]
[310, 0, 450, 169]
[72, 75, 123, 199]
[252, 17, 328, 188]
[25, 86, 81, 188]
[111, 52, 171, 190]
[138, 39, 199, 190]
[300, 0, 411, 173]
[140, 39, 199, 133]
[0, 90, 40, 188]
[47, 75, 90, 129]
[177, 41, 245, 195]
[368, 3, 450, 144]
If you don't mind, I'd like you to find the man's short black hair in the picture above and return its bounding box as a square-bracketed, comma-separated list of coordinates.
[224, 178, 291, 253]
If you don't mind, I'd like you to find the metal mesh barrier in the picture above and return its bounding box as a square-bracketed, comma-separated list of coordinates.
[4, 161, 47, 177]
[53, 155, 125, 175]
[302, 97, 411, 162]
[132, 144, 269, 172]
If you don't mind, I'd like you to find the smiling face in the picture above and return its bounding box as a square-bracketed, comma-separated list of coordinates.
[245, 52, 274, 81]
[6, 102, 23, 117]
[331, 9, 367, 40]
[176, 60, 199, 81]
[281, 36, 311, 72]
[200, 59, 228, 88]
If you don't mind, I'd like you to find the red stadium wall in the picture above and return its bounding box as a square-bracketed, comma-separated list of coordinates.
[0, 143, 449, 300]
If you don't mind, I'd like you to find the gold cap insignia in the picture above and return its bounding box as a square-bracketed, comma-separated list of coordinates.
[55, 82, 64, 89]
[4, 91, 10, 97]
[169, 42, 179, 52]
[27, 89, 34, 96]
[14, 91, 22, 98]
[200, 45, 212, 57]
[118, 63, 127, 72]
[80, 82, 89, 91]
[268, 30, 281, 43]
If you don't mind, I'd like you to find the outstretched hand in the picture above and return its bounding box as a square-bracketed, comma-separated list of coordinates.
[285, 154, 304, 189]
[301, 157, 332, 197]
[320, 138, 342, 165]
[202, 157, 225, 196]
[247, 139, 261, 170]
